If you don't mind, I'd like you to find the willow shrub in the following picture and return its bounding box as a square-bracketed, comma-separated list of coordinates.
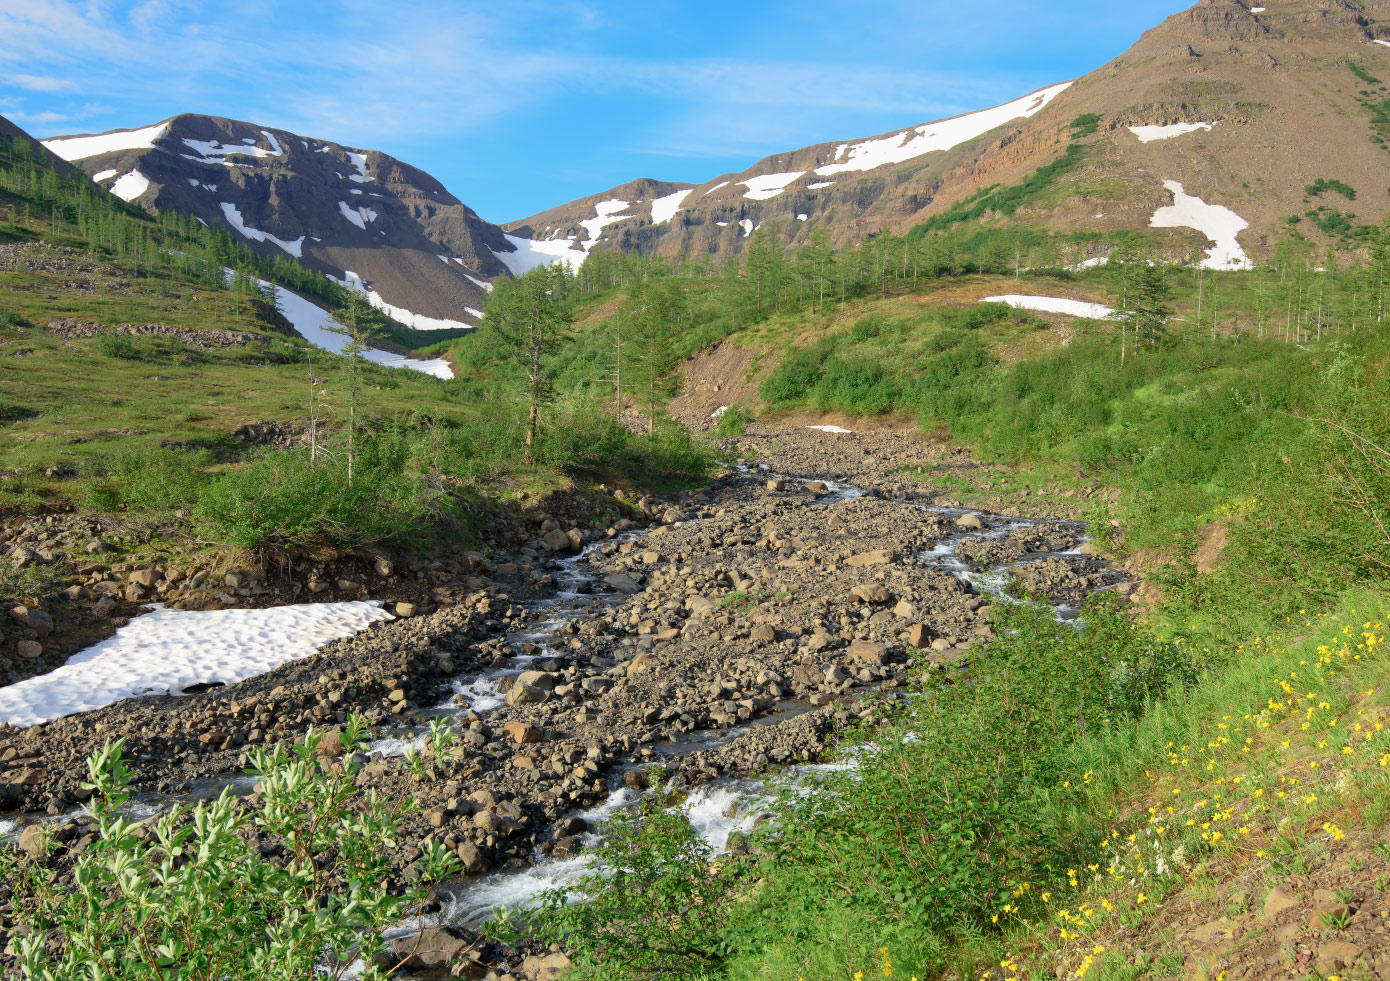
[8, 723, 458, 981]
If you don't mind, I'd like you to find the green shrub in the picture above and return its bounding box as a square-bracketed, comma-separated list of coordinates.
[95, 333, 140, 359]
[9, 726, 458, 980]
[0, 309, 32, 329]
[1306, 177, 1357, 200]
[712, 404, 752, 438]
[194, 439, 440, 550]
[510, 797, 745, 978]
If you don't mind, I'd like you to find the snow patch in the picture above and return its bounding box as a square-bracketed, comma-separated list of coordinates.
[985, 294, 1115, 319]
[1129, 122, 1215, 143]
[342, 272, 477, 331]
[181, 136, 282, 166]
[491, 234, 585, 275]
[740, 171, 804, 201]
[651, 188, 693, 224]
[580, 199, 634, 244]
[110, 171, 151, 202]
[463, 272, 494, 292]
[815, 81, 1072, 177]
[0, 603, 392, 726]
[41, 122, 170, 161]
[249, 275, 453, 378]
[93, 169, 118, 182]
[1375, 39, 1390, 47]
[807, 425, 853, 434]
[338, 200, 378, 229]
[807, 181, 834, 189]
[797, 213, 809, 221]
[1149, 180, 1252, 270]
[220, 203, 304, 258]
[740, 219, 754, 237]
[345, 151, 371, 183]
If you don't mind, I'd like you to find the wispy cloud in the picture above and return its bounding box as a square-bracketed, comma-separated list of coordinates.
[4, 73, 78, 93]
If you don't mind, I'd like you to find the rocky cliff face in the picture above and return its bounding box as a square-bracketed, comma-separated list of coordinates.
[508, 0, 1390, 269]
[41, 114, 517, 330]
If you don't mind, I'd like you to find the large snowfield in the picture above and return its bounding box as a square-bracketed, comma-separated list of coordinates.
[1150, 180, 1253, 270]
[0, 603, 392, 727]
[813, 82, 1073, 177]
[41, 122, 170, 161]
[491, 233, 586, 276]
[109, 171, 151, 203]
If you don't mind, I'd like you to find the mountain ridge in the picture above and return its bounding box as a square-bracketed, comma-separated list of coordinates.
[39, 114, 519, 331]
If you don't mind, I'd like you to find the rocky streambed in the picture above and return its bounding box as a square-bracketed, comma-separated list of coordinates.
[0, 426, 1131, 978]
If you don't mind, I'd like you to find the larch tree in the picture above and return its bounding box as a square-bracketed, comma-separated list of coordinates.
[485, 264, 575, 459]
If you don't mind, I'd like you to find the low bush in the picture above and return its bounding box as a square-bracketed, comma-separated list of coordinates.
[95, 333, 140, 359]
[8, 725, 458, 980]
[194, 437, 442, 551]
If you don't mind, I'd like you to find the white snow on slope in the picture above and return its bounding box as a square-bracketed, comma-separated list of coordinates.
[342, 271, 477, 331]
[741, 171, 805, 201]
[182, 137, 282, 166]
[220, 203, 304, 258]
[0, 603, 392, 726]
[110, 171, 152, 203]
[345, 150, 371, 183]
[92, 169, 118, 183]
[258, 276, 454, 378]
[651, 188, 693, 224]
[42, 122, 170, 161]
[985, 295, 1115, 319]
[491, 234, 585, 275]
[740, 219, 754, 237]
[261, 130, 283, 155]
[1150, 180, 1252, 270]
[815, 81, 1073, 177]
[1375, 39, 1390, 47]
[463, 272, 494, 292]
[808, 181, 834, 189]
[580, 199, 633, 243]
[807, 425, 853, 434]
[1130, 122, 1215, 143]
[338, 200, 378, 229]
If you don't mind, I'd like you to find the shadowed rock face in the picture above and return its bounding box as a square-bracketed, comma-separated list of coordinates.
[507, 0, 1390, 269]
[40, 113, 515, 326]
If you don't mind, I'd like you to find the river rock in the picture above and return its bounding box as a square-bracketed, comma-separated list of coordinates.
[954, 514, 985, 531]
[604, 574, 642, 594]
[503, 721, 544, 745]
[10, 606, 53, 638]
[846, 550, 895, 567]
[16, 640, 43, 660]
[388, 925, 480, 971]
[851, 584, 890, 604]
[846, 640, 888, 665]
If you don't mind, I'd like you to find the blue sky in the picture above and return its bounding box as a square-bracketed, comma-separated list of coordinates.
[0, 0, 1187, 222]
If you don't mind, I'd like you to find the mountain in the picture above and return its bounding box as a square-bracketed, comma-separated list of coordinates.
[40, 114, 518, 330]
[507, 0, 1390, 269]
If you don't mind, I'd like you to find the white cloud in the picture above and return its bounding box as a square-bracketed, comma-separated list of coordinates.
[4, 73, 76, 92]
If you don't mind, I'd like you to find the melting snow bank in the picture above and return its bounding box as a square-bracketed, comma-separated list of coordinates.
[651, 188, 693, 224]
[0, 602, 392, 727]
[342, 271, 477, 332]
[220, 203, 304, 258]
[251, 277, 455, 379]
[1150, 180, 1252, 270]
[41, 122, 171, 161]
[807, 425, 853, 434]
[1129, 122, 1214, 143]
[491, 234, 585, 276]
[985, 295, 1115, 319]
[110, 171, 152, 203]
[814, 81, 1072, 177]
